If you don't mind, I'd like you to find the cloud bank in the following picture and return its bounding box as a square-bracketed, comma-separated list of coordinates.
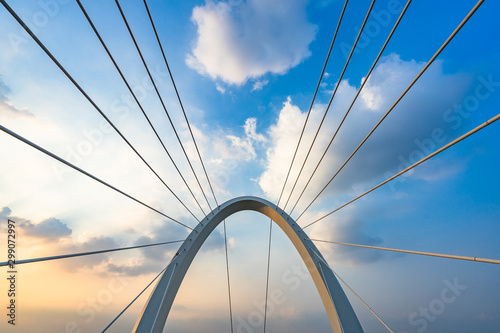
[0, 206, 232, 276]
[256, 54, 471, 264]
[259, 54, 471, 208]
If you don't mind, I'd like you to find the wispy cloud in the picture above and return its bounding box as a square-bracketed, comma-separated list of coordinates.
[252, 79, 269, 91]
[0, 76, 33, 117]
[209, 117, 266, 162]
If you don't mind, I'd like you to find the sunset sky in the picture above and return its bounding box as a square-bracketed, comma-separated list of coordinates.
[1, 0, 499, 332]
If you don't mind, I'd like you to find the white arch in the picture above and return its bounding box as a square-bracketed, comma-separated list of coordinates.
[132, 196, 363, 333]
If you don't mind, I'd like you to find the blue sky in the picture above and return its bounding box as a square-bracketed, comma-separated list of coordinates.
[0, 0, 499, 332]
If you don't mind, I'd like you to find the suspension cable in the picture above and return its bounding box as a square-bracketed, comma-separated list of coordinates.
[288, 0, 413, 216]
[76, 0, 207, 219]
[296, 0, 485, 222]
[301, 111, 500, 229]
[283, 0, 376, 212]
[114, 0, 213, 212]
[0, 0, 199, 225]
[0, 239, 184, 266]
[139, 5, 238, 332]
[260, 2, 351, 330]
[276, 0, 349, 207]
[308, 238, 500, 265]
[263, 2, 350, 331]
[262, 220, 273, 333]
[140, 6, 237, 332]
[223, 220, 234, 333]
[101, 266, 168, 333]
[143, 0, 219, 208]
[0, 124, 193, 230]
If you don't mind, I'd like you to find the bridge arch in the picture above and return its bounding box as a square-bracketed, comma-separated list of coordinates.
[132, 196, 363, 333]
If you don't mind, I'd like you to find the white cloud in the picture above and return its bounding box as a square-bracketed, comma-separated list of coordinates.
[226, 133, 258, 160]
[252, 79, 269, 91]
[209, 117, 266, 162]
[259, 96, 312, 199]
[258, 54, 471, 211]
[244, 117, 266, 142]
[216, 83, 226, 93]
[359, 55, 426, 111]
[186, 0, 317, 85]
[182, 117, 266, 197]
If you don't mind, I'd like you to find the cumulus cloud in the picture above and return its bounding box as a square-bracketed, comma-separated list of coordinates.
[259, 96, 312, 197]
[359, 55, 428, 111]
[0, 76, 33, 117]
[1, 206, 71, 241]
[186, 0, 317, 85]
[259, 54, 471, 209]
[20, 218, 72, 241]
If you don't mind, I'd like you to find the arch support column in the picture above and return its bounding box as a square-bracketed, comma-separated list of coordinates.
[132, 196, 363, 333]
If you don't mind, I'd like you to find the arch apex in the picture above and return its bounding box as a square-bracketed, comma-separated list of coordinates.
[133, 196, 363, 333]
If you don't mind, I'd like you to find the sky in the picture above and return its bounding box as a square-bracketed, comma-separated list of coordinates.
[0, 0, 499, 332]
